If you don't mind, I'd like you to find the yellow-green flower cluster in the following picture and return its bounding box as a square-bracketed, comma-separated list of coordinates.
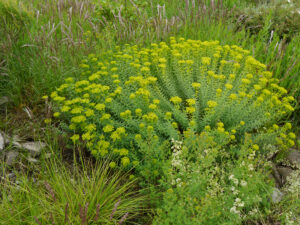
[50, 37, 295, 167]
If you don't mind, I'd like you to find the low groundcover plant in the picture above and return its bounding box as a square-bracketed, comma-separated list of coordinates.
[49, 37, 297, 224]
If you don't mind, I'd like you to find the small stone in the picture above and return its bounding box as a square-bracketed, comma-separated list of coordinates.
[22, 142, 46, 157]
[277, 166, 294, 184]
[44, 153, 52, 159]
[6, 151, 19, 166]
[7, 173, 16, 179]
[12, 141, 22, 148]
[3, 133, 11, 145]
[27, 157, 38, 163]
[0, 96, 9, 105]
[272, 164, 282, 187]
[4, 134, 23, 147]
[8, 195, 13, 202]
[16, 180, 22, 185]
[271, 188, 284, 203]
[0, 132, 4, 151]
[287, 150, 300, 166]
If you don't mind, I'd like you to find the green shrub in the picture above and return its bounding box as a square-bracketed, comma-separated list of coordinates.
[50, 37, 296, 170]
[49, 38, 297, 222]
[49, 31, 297, 221]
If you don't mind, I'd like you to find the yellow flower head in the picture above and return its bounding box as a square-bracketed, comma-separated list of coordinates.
[109, 162, 116, 168]
[100, 113, 111, 121]
[229, 94, 237, 100]
[53, 112, 60, 117]
[95, 103, 105, 111]
[186, 107, 196, 114]
[121, 157, 130, 166]
[253, 144, 259, 151]
[70, 134, 80, 143]
[186, 99, 196, 106]
[201, 57, 211, 65]
[165, 112, 172, 120]
[207, 100, 217, 108]
[192, 82, 201, 89]
[71, 115, 86, 123]
[149, 104, 157, 110]
[225, 83, 233, 90]
[103, 125, 114, 133]
[288, 132, 296, 139]
[153, 99, 160, 104]
[170, 96, 182, 104]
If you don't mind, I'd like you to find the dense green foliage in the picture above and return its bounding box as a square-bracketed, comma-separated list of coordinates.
[0, 0, 299, 224]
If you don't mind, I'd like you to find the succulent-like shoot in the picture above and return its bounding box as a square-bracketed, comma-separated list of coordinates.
[51, 37, 295, 167]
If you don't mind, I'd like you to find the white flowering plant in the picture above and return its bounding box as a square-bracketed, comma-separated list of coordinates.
[154, 131, 274, 224]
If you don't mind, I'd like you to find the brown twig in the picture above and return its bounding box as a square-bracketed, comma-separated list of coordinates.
[118, 212, 129, 225]
[64, 202, 69, 224]
[79, 202, 89, 225]
[110, 199, 121, 220]
[94, 203, 100, 221]
[34, 216, 42, 225]
[44, 181, 56, 202]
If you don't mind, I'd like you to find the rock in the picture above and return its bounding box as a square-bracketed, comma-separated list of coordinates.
[0, 96, 9, 105]
[27, 157, 38, 163]
[287, 150, 300, 166]
[3, 133, 10, 145]
[277, 166, 294, 184]
[0, 132, 4, 151]
[271, 188, 284, 203]
[16, 180, 22, 185]
[272, 165, 282, 187]
[6, 151, 19, 166]
[3, 133, 22, 147]
[7, 173, 15, 179]
[21, 141, 46, 157]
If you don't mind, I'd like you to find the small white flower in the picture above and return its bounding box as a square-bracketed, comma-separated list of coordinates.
[229, 174, 235, 180]
[238, 202, 244, 207]
[230, 206, 240, 215]
[235, 198, 241, 203]
[248, 164, 254, 171]
[241, 180, 247, 186]
[249, 208, 258, 216]
[234, 190, 239, 195]
[233, 178, 239, 185]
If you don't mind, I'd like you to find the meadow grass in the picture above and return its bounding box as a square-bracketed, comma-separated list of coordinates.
[1, 0, 299, 125]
